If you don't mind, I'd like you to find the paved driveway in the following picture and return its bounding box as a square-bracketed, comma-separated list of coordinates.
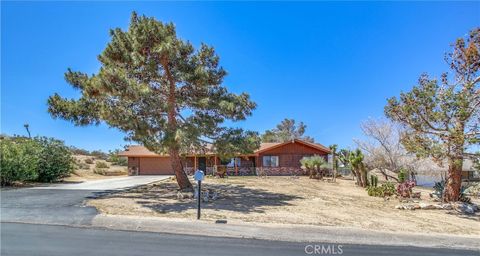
[1, 175, 170, 225]
[34, 175, 168, 190]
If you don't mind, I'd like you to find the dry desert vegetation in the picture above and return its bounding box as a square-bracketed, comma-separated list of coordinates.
[64, 155, 127, 182]
[88, 176, 480, 236]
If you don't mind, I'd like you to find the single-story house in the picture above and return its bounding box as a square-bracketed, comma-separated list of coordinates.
[118, 139, 331, 176]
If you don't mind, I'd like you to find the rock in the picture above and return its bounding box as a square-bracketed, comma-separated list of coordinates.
[453, 202, 475, 214]
[470, 203, 479, 212]
[419, 203, 437, 210]
[441, 204, 453, 210]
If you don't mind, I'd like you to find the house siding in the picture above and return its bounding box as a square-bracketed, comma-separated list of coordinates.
[256, 141, 329, 175]
[123, 140, 329, 176]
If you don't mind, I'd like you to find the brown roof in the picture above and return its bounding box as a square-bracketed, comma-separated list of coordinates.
[118, 145, 165, 157]
[119, 139, 331, 157]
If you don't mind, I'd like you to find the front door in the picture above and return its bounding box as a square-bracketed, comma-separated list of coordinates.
[198, 157, 207, 172]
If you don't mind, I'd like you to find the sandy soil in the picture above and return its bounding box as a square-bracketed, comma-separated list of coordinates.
[88, 176, 480, 236]
[64, 155, 127, 182]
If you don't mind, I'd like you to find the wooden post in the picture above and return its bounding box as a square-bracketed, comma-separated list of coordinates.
[194, 156, 197, 171]
[235, 157, 238, 176]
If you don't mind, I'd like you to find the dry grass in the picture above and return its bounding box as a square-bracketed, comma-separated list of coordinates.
[65, 155, 127, 182]
[88, 176, 480, 236]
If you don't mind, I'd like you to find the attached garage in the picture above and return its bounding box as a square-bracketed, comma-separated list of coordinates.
[138, 157, 173, 175]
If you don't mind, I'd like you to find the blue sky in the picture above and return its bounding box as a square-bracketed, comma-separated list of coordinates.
[2, 2, 479, 152]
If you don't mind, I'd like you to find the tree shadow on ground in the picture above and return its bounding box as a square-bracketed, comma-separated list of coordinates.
[93, 181, 303, 214]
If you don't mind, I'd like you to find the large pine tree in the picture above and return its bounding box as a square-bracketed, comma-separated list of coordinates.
[48, 12, 260, 190]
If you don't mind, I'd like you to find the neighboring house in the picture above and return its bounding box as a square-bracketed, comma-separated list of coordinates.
[118, 139, 331, 176]
[461, 159, 480, 182]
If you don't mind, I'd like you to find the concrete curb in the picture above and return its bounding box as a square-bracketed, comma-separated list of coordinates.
[92, 214, 480, 251]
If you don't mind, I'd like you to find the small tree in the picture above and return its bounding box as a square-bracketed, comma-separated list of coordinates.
[385, 28, 480, 202]
[355, 118, 420, 181]
[48, 12, 260, 190]
[262, 118, 314, 143]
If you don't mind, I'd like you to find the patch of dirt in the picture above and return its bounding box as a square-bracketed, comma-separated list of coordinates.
[87, 176, 480, 236]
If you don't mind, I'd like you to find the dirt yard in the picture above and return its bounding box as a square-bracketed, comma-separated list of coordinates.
[64, 155, 127, 182]
[88, 176, 480, 236]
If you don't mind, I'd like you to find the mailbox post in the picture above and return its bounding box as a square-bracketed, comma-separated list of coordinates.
[193, 170, 205, 220]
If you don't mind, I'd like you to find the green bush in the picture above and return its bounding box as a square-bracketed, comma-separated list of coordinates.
[398, 169, 407, 183]
[0, 136, 75, 185]
[95, 161, 109, 169]
[366, 182, 396, 197]
[84, 158, 94, 164]
[35, 137, 75, 182]
[107, 149, 128, 166]
[0, 137, 40, 186]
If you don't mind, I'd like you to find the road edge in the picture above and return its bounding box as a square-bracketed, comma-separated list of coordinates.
[90, 214, 480, 251]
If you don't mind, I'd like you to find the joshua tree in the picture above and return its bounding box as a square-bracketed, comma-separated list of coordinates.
[23, 123, 31, 138]
[348, 149, 368, 187]
[329, 144, 338, 182]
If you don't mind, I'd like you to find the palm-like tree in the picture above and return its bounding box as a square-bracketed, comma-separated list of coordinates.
[301, 155, 328, 179]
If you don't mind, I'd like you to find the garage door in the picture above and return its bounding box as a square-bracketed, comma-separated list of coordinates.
[139, 157, 174, 175]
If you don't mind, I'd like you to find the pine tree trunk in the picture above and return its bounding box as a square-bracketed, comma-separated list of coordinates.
[163, 57, 192, 191]
[169, 147, 192, 191]
[444, 157, 463, 202]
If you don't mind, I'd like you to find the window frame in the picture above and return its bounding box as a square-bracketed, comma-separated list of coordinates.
[263, 155, 279, 167]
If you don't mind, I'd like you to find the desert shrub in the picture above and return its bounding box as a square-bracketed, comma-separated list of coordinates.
[84, 158, 94, 164]
[76, 161, 90, 170]
[398, 168, 407, 183]
[69, 146, 90, 155]
[35, 137, 75, 182]
[93, 168, 106, 175]
[107, 150, 128, 166]
[464, 183, 480, 197]
[366, 182, 396, 197]
[0, 137, 40, 186]
[91, 150, 108, 160]
[434, 180, 472, 203]
[397, 180, 416, 198]
[95, 161, 109, 169]
[1, 136, 75, 185]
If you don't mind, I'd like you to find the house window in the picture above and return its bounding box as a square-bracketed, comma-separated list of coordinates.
[263, 156, 279, 167]
[226, 157, 242, 167]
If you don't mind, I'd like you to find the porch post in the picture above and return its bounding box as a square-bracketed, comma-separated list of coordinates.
[235, 157, 238, 176]
[194, 156, 197, 171]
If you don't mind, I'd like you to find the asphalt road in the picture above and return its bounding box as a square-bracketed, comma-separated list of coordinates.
[2, 223, 478, 256]
[0, 176, 169, 225]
